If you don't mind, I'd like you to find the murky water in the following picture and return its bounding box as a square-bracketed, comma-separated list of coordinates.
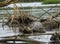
[0, 22, 58, 44]
[0, 7, 60, 18]
[28, 35, 52, 42]
[0, 6, 60, 44]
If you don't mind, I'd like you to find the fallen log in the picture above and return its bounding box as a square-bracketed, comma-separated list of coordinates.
[40, 12, 60, 31]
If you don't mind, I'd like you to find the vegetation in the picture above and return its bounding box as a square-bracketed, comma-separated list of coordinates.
[0, 0, 43, 2]
[19, 0, 43, 2]
[0, 0, 60, 4]
[0, 0, 5, 2]
[43, 0, 60, 4]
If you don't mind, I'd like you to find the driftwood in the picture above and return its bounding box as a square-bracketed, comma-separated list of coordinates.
[42, 20, 58, 30]
[40, 12, 60, 30]
[29, 21, 45, 33]
[6, 13, 45, 34]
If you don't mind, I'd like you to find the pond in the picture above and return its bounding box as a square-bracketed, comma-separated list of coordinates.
[0, 7, 60, 18]
[0, 22, 58, 44]
[0, 5, 60, 44]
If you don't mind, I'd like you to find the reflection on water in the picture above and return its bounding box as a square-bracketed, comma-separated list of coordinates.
[0, 7, 60, 18]
[0, 22, 59, 44]
[28, 35, 52, 42]
[7, 41, 26, 44]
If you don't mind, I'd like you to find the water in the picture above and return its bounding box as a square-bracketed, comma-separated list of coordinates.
[0, 3, 60, 44]
[0, 22, 57, 44]
[28, 35, 52, 42]
[0, 8, 60, 18]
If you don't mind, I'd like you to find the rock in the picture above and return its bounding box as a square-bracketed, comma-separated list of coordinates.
[30, 21, 45, 33]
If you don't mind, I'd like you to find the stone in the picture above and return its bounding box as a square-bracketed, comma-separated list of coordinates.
[30, 21, 45, 33]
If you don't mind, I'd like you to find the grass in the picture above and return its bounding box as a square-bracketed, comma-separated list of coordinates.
[43, 0, 60, 4]
[0, 0, 5, 2]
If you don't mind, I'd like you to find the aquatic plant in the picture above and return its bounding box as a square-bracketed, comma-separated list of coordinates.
[43, 0, 60, 4]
